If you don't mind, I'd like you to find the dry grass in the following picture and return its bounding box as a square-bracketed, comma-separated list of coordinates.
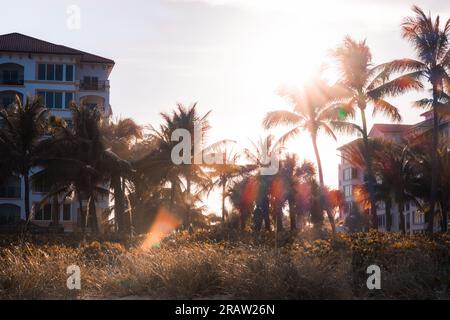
[0, 231, 448, 300]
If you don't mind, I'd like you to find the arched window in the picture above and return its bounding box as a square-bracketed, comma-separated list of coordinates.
[0, 63, 24, 85]
[0, 90, 23, 108]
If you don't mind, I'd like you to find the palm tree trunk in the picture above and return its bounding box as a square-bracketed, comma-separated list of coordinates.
[185, 168, 191, 228]
[311, 134, 336, 233]
[88, 195, 99, 234]
[23, 173, 31, 221]
[385, 197, 392, 232]
[275, 204, 284, 232]
[170, 178, 176, 210]
[360, 107, 378, 230]
[428, 92, 440, 233]
[440, 201, 448, 232]
[399, 203, 406, 234]
[78, 196, 86, 234]
[221, 181, 226, 222]
[311, 134, 324, 186]
[288, 199, 297, 231]
[51, 195, 60, 227]
[112, 174, 125, 234]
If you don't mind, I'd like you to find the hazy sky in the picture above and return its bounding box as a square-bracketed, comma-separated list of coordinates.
[2, 0, 449, 213]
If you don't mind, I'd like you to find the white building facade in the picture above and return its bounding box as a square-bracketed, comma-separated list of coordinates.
[338, 114, 450, 234]
[0, 33, 114, 232]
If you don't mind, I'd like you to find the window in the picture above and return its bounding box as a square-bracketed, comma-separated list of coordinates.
[32, 178, 50, 193]
[83, 76, 99, 90]
[63, 204, 71, 221]
[405, 202, 410, 211]
[55, 64, 63, 81]
[45, 91, 54, 107]
[38, 64, 46, 80]
[55, 92, 63, 109]
[2, 96, 15, 107]
[343, 168, 357, 181]
[38, 91, 74, 109]
[34, 203, 52, 221]
[46, 64, 55, 80]
[3, 70, 19, 83]
[344, 185, 353, 198]
[65, 65, 74, 81]
[413, 211, 425, 225]
[38, 64, 74, 81]
[65, 92, 74, 108]
[377, 215, 386, 228]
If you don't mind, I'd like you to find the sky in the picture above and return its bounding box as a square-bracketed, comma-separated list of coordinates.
[1, 0, 449, 214]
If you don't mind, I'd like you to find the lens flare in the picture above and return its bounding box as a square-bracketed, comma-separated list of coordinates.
[141, 208, 181, 250]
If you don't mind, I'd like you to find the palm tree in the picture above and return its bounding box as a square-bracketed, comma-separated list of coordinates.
[409, 138, 450, 232]
[143, 103, 212, 228]
[0, 96, 48, 221]
[372, 142, 419, 232]
[103, 118, 143, 234]
[263, 77, 343, 186]
[228, 175, 257, 230]
[36, 105, 113, 234]
[278, 155, 316, 231]
[244, 135, 283, 232]
[205, 141, 243, 222]
[381, 6, 450, 232]
[331, 36, 423, 228]
[263, 77, 348, 232]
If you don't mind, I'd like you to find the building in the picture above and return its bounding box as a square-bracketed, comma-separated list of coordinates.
[0, 33, 114, 232]
[338, 112, 450, 234]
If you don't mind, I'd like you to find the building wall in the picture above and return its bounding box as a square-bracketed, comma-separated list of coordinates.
[0, 52, 113, 232]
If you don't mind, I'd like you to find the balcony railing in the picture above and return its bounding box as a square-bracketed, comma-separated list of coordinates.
[79, 80, 109, 91]
[0, 79, 24, 86]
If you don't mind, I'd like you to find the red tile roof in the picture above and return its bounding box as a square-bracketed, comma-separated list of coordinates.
[0, 33, 114, 65]
[369, 124, 413, 134]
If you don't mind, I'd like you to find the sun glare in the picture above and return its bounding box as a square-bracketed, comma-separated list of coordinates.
[141, 208, 181, 250]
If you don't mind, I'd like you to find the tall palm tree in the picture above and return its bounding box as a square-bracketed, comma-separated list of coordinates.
[381, 6, 450, 232]
[144, 103, 212, 228]
[263, 77, 343, 186]
[263, 78, 347, 231]
[372, 142, 419, 233]
[205, 141, 243, 222]
[103, 118, 143, 234]
[0, 96, 48, 221]
[410, 138, 450, 232]
[36, 105, 113, 234]
[244, 135, 283, 232]
[263, 77, 346, 232]
[331, 36, 423, 228]
[278, 155, 316, 231]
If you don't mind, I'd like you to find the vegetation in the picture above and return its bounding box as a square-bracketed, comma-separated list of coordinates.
[0, 5, 449, 300]
[0, 231, 447, 300]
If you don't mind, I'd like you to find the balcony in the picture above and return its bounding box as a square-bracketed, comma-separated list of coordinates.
[79, 79, 109, 91]
[0, 79, 24, 86]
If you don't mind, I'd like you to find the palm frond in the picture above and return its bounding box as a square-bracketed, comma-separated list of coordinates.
[330, 121, 364, 136]
[262, 110, 302, 129]
[372, 99, 402, 122]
